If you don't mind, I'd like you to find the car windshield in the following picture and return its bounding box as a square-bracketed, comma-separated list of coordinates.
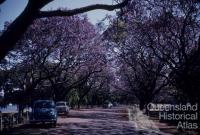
[34, 101, 55, 108]
[56, 102, 65, 106]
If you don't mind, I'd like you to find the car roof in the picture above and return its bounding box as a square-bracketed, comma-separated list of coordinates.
[56, 101, 66, 104]
[34, 100, 54, 103]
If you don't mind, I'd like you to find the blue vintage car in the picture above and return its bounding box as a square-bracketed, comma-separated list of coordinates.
[30, 100, 57, 127]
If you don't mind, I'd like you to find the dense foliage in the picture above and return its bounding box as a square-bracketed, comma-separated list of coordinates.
[0, 1, 200, 117]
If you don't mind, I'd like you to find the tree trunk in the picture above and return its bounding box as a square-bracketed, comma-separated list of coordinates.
[0, 1, 38, 60]
[77, 99, 82, 109]
[139, 101, 145, 111]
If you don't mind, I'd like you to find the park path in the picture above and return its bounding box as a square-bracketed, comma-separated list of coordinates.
[7, 106, 171, 135]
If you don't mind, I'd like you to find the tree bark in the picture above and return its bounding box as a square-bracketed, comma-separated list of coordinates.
[0, 1, 38, 60]
[0, 0, 6, 5]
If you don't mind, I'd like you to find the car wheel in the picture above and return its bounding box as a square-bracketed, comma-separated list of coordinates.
[52, 121, 57, 127]
[30, 121, 35, 125]
[65, 112, 69, 116]
[42, 122, 46, 126]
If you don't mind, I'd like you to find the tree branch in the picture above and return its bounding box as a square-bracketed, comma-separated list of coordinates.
[0, 0, 6, 5]
[38, 0, 129, 18]
[0, 0, 129, 61]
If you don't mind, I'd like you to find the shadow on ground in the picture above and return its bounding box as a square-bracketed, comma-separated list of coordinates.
[4, 106, 168, 135]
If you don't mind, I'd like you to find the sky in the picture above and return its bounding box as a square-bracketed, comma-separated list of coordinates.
[0, 0, 117, 30]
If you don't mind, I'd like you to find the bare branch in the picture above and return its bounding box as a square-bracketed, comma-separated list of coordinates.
[0, 0, 6, 5]
[38, 0, 130, 18]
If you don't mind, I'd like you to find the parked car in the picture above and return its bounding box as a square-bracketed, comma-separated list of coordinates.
[113, 102, 118, 107]
[30, 100, 57, 127]
[103, 101, 113, 109]
[56, 101, 70, 115]
[108, 102, 113, 108]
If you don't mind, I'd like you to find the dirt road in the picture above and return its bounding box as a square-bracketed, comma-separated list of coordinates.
[6, 106, 170, 135]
